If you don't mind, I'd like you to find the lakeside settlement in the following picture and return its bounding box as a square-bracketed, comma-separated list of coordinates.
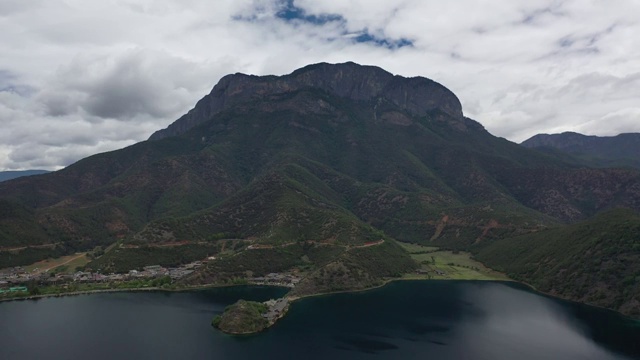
[1, 242, 508, 335]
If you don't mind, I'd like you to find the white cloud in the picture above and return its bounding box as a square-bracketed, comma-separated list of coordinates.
[1, 0, 639, 169]
[577, 108, 640, 136]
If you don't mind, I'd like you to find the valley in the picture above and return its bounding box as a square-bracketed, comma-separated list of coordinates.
[398, 242, 509, 281]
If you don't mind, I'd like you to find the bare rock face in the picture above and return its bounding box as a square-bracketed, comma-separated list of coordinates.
[149, 62, 464, 140]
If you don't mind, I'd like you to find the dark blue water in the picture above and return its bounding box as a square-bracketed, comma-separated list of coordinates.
[0, 281, 638, 360]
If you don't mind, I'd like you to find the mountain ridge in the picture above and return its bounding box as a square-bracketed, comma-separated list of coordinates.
[149, 62, 465, 140]
[522, 131, 640, 168]
[0, 170, 49, 183]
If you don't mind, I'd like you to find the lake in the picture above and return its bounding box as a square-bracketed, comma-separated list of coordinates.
[0, 281, 638, 360]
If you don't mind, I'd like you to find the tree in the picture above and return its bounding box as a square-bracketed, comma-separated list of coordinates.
[29, 286, 41, 296]
[211, 315, 222, 328]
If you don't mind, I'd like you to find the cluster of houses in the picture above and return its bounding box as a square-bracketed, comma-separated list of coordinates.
[262, 298, 290, 323]
[0, 261, 205, 290]
[0, 267, 40, 285]
[125, 263, 200, 281]
[249, 272, 301, 288]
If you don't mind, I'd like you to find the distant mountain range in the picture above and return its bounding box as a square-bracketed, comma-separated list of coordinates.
[0, 170, 49, 183]
[522, 132, 640, 168]
[1, 62, 639, 317]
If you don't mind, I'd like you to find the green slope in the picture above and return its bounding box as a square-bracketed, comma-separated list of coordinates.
[477, 208, 640, 317]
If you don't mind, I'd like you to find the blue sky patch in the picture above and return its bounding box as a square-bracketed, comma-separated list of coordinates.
[272, 0, 412, 49]
[275, 0, 342, 25]
[353, 32, 413, 49]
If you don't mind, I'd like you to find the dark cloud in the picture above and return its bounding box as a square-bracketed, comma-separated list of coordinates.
[39, 49, 217, 122]
[81, 62, 172, 120]
[37, 88, 79, 117]
[8, 144, 49, 163]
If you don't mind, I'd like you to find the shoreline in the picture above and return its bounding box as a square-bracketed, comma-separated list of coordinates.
[266, 276, 640, 329]
[503, 280, 640, 322]
[0, 282, 276, 303]
[2, 277, 637, 325]
[0, 287, 165, 302]
[286, 276, 514, 305]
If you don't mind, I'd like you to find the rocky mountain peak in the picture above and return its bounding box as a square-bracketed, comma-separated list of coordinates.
[149, 62, 464, 140]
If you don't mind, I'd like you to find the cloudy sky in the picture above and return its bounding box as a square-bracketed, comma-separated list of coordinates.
[1, 0, 639, 170]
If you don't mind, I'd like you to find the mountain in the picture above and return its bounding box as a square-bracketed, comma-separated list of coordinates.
[477, 208, 640, 317]
[0, 170, 49, 183]
[522, 132, 640, 168]
[149, 62, 464, 140]
[1, 62, 640, 316]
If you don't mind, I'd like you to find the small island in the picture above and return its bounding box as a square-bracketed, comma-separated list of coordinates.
[212, 298, 290, 335]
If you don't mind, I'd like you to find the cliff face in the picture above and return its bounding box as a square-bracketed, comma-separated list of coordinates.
[149, 62, 464, 140]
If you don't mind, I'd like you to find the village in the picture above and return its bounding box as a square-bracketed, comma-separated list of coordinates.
[0, 259, 304, 297]
[0, 261, 204, 293]
[262, 298, 290, 324]
[249, 272, 302, 288]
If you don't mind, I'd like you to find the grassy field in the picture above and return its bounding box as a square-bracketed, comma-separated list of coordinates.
[22, 253, 89, 274]
[396, 242, 440, 253]
[397, 242, 509, 281]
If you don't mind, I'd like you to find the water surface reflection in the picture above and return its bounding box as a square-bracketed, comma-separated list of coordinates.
[0, 282, 637, 360]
